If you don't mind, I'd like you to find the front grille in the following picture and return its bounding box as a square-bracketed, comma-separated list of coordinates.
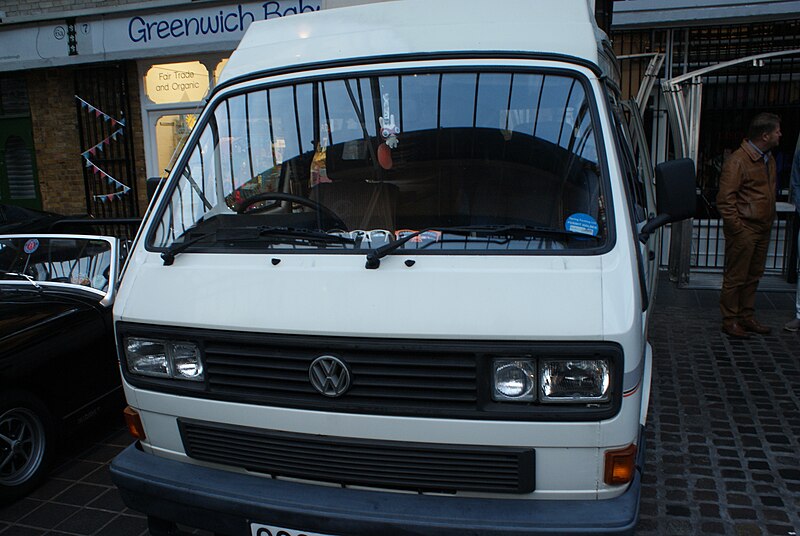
[204, 339, 478, 415]
[179, 419, 535, 494]
[117, 322, 624, 421]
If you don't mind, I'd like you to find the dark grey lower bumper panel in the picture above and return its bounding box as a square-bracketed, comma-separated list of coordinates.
[110, 441, 643, 536]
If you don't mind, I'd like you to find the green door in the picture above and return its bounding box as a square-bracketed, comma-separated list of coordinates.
[0, 117, 41, 210]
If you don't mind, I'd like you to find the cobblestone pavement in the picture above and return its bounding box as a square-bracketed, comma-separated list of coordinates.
[1, 277, 798, 536]
[637, 280, 800, 536]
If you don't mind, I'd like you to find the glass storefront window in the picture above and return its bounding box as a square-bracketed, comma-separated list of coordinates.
[145, 61, 210, 104]
[155, 114, 197, 178]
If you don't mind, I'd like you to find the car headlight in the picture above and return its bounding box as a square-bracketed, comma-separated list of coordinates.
[539, 359, 610, 403]
[492, 359, 536, 401]
[124, 337, 204, 381]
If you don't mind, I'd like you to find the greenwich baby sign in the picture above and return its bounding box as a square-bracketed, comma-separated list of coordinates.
[125, 2, 320, 46]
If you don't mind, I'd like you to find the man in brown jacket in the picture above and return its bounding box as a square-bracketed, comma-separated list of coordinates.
[717, 113, 781, 338]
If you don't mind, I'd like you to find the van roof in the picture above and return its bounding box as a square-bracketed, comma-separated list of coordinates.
[218, 0, 610, 86]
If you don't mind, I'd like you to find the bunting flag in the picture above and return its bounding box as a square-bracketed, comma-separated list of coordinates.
[76, 95, 130, 202]
[80, 128, 124, 159]
[86, 158, 131, 201]
[75, 95, 126, 127]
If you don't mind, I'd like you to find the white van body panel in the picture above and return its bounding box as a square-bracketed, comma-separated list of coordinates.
[123, 382, 640, 500]
[218, 0, 603, 84]
[117, 253, 605, 339]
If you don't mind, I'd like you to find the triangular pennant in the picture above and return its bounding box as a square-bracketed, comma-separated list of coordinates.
[106, 194, 115, 202]
[119, 119, 126, 127]
[84, 157, 92, 167]
[89, 147, 96, 156]
[95, 109, 102, 118]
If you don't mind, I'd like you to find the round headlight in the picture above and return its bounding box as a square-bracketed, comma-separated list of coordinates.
[493, 360, 536, 401]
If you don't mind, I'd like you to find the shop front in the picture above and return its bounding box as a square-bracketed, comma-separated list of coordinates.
[0, 0, 388, 218]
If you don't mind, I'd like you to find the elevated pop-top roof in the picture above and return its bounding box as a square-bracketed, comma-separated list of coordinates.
[218, 0, 607, 86]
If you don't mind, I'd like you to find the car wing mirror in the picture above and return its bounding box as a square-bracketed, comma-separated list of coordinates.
[639, 158, 697, 243]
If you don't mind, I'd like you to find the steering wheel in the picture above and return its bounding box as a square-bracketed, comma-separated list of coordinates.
[234, 192, 348, 231]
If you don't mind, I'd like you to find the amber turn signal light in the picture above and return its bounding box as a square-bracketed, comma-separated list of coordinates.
[123, 406, 146, 440]
[604, 444, 637, 485]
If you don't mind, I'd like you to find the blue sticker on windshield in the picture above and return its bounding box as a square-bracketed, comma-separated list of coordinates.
[565, 213, 599, 237]
[23, 239, 40, 254]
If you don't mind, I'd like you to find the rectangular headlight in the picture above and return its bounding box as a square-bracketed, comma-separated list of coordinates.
[539, 359, 610, 403]
[124, 337, 204, 381]
[125, 338, 169, 378]
[492, 359, 536, 401]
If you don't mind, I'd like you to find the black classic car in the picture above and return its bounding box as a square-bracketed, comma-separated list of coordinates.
[0, 234, 126, 502]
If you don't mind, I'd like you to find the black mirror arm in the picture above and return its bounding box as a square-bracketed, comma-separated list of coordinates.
[639, 213, 672, 244]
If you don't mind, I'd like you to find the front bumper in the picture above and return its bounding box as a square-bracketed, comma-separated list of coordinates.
[110, 437, 645, 536]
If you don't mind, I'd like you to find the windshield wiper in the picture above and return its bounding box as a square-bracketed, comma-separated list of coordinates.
[0, 270, 43, 291]
[257, 226, 356, 245]
[364, 225, 600, 269]
[161, 226, 356, 266]
[161, 231, 216, 266]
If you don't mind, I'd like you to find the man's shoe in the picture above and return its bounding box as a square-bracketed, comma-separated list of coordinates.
[784, 318, 800, 332]
[740, 318, 771, 335]
[722, 322, 750, 339]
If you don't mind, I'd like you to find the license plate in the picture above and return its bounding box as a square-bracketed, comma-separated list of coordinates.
[250, 523, 336, 536]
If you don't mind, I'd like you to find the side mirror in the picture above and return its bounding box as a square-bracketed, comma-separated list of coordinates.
[639, 158, 696, 243]
[146, 177, 166, 201]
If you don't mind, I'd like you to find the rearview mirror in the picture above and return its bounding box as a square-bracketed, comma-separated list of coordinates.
[639, 158, 696, 242]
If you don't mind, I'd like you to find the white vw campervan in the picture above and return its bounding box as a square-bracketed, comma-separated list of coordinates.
[110, 1, 695, 534]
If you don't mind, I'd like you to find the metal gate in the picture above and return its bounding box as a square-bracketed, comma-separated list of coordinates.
[74, 63, 139, 230]
[613, 20, 800, 284]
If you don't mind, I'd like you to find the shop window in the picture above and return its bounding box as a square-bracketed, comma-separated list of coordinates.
[155, 114, 198, 178]
[145, 61, 210, 104]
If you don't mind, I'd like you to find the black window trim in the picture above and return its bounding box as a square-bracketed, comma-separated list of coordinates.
[144, 61, 617, 258]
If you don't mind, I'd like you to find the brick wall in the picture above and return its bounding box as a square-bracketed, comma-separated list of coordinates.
[126, 63, 148, 216]
[24, 61, 147, 217]
[26, 67, 86, 215]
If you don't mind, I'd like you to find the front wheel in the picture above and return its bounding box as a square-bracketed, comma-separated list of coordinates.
[0, 392, 56, 503]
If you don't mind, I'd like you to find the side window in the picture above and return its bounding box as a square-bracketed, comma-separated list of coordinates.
[608, 95, 648, 224]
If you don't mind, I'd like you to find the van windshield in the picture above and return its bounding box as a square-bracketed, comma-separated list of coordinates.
[149, 69, 607, 254]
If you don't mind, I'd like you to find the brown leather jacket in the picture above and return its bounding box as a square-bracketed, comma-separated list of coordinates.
[716, 139, 776, 234]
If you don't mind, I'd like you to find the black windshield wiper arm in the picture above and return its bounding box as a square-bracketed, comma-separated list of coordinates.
[365, 227, 474, 269]
[364, 225, 600, 269]
[257, 226, 356, 245]
[161, 227, 356, 266]
[161, 231, 216, 266]
[474, 224, 601, 241]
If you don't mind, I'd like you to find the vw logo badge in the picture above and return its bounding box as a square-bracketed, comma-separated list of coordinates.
[309, 355, 351, 397]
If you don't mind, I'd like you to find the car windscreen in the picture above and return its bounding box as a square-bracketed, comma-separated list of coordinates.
[148, 68, 608, 254]
[0, 236, 113, 293]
